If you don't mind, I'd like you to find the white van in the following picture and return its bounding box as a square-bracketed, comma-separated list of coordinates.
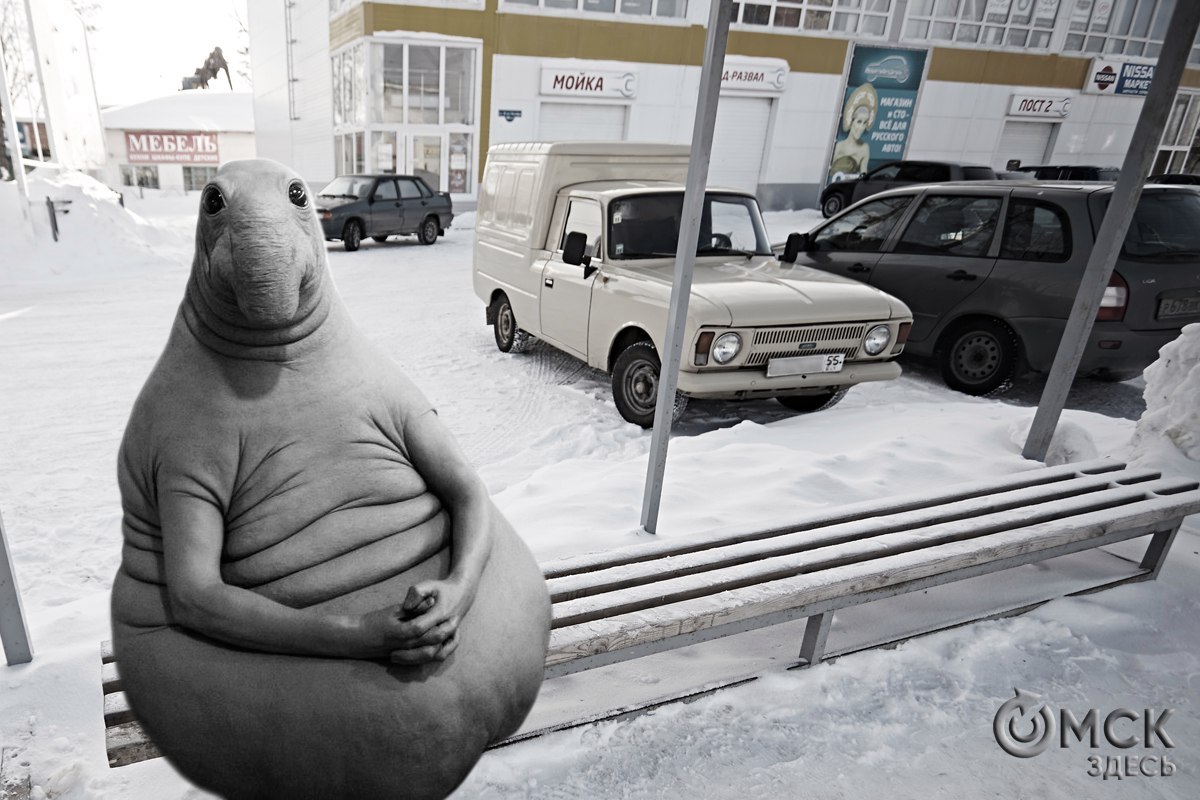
[472, 141, 913, 427]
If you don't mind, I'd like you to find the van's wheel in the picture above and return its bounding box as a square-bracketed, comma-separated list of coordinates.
[938, 319, 1019, 396]
[611, 341, 688, 428]
[777, 386, 849, 413]
[342, 220, 362, 252]
[418, 216, 439, 245]
[821, 191, 847, 218]
[491, 293, 530, 353]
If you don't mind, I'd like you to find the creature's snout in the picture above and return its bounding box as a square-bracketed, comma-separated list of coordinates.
[218, 220, 305, 327]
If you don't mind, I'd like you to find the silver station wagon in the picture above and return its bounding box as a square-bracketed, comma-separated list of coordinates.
[782, 181, 1200, 394]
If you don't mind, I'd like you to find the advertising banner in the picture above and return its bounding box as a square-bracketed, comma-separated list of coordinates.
[827, 45, 928, 184]
[1083, 57, 1155, 96]
[125, 131, 220, 164]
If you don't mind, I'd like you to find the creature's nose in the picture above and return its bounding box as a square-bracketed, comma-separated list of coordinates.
[228, 222, 303, 327]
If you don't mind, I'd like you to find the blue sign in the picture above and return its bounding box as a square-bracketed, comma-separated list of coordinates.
[1086, 59, 1155, 96]
[497, 109, 522, 122]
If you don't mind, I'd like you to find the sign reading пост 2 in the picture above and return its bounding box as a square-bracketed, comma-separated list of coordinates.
[124, 131, 220, 164]
[1083, 57, 1156, 96]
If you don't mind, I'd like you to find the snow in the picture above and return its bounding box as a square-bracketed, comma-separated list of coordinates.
[1, 171, 1198, 798]
[100, 92, 255, 133]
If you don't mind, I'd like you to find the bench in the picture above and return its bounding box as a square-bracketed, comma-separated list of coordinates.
[100, 458, 1200, 767]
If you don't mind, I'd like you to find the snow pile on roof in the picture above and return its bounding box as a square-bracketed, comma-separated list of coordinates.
[101, 90, 254, 133]
[1131, 323, 1200, 478]
[0, 168, 193, 284]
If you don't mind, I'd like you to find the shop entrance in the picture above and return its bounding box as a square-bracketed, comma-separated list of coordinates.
[997, 120, 1055, 171]
[710, 96, 772, 193]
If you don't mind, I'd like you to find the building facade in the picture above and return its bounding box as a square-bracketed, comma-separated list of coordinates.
[248, 0, 1200, 209]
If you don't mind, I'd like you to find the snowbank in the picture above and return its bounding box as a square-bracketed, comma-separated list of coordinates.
[1130, 323, 1200, 480]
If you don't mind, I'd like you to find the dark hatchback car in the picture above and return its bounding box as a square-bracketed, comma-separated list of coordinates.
[782, 182, 1200, 394]
[1147, 173, 1200, 185]
[315, 174, 453, 251]
[819, 160, 997, 218]
[1016, 164, 1121, 181]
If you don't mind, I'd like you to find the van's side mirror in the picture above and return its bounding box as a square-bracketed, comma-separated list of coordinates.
[781, 232, 809, 263]
[562, 231, 591, 268]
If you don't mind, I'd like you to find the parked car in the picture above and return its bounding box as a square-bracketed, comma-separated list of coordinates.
[819, 160, 997, 218]
[1015, 164, 1120, 181]
[780, 181, 1200, 395]
[1147, 172, 1200, 185]
[315, 174, 453, 251]
[473, 141, 914, 427]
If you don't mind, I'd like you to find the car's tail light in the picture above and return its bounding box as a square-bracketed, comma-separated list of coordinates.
[1097, 271, 1128, 321]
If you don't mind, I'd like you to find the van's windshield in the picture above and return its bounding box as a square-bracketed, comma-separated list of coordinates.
[608, 192, 772, 260]
[1117, 191, 1200, 260]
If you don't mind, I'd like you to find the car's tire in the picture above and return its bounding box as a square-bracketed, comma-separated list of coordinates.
[342, 220, 362, 252]
[776, 386, 849, 413]
[611, 341, 688, 428]
[418, 216, 439, 245]
[491, 293, 530, 354]
[938, 319, 1019, 396]
[821, 191, 847, 218]
[371, 235, 388, 243]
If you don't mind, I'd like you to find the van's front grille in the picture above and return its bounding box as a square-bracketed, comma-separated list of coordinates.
[743, 324, 866, 366]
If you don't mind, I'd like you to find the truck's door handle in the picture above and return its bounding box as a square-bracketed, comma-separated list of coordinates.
[545, 278, 554, 288]
[947, 270, 977, 281]
[848, 263, 869, 273]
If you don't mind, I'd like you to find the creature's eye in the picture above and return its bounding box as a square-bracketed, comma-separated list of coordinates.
[288, 181, 308, 207]
[202, 186, 225, 215]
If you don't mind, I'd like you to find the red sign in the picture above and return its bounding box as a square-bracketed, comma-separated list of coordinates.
[124, 131, 220, 164]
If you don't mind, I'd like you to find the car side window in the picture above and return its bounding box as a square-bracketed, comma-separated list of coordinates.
[416, 180, 434, 198]
[999, 199, 1071, 262]
[894, 195, 1003, 257]
[397, 179, 422, 200]
[810, 196, 912, 252]
[898, 163, 949, 182]
[373, 179, 398, 201]
[560, 199, 602, 258]
[866, 164, 902, 181]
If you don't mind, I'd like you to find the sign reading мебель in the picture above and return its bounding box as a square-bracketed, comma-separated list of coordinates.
[124, 131, 220, 164]
[827, 45, 928, 184]
[1083, 57, 1156, 96]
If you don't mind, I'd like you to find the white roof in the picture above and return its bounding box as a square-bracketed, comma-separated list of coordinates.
[101, 91, 254, 133]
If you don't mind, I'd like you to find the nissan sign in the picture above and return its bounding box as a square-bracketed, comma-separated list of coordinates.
[1083, 58, 1155, 96]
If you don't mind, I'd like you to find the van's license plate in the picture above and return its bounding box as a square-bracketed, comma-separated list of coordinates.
[1158, 296, 1200, 318]
[767, 353, 845, 377]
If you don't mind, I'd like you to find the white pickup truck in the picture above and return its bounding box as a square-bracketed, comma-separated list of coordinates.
[472, 141, 913, 427]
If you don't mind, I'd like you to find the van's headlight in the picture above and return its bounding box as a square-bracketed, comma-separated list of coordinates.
[712, 332, 742, 364]
[862, 324, 891, 356]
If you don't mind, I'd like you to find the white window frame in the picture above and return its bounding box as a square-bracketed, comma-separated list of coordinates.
[731, 0, 893, 39]
[1061, 0, 1200, 66]
[901, 0, 1062, 51]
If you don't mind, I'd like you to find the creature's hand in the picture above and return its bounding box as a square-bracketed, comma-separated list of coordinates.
[385, 580, 473, 665]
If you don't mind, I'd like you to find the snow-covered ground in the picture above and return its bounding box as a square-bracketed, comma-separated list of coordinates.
[1, 169, 1197, 798]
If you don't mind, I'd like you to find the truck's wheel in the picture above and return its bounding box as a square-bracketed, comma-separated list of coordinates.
[611, 341, 688, 428]
[777, 386, 849, 413]
[938, 319, 1019, 396]
[342, 220, 362, 252]
[491, 293, 530, 353]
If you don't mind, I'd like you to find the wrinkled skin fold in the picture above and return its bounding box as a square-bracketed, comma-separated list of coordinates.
[111, 159, 550, 800]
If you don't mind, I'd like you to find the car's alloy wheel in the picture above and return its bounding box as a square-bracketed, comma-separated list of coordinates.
[418, 217, 439, 245]
[491, 293, 529, 353]
[342, 220, 362, 252]
[776, 386, 849, 413]
[939, 320, 1018, 396]
[821, 192, 846, 218]
[611, 341, 687, 428]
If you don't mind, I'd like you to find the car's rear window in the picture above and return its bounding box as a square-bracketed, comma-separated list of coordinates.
[1120, 192, 1200, 260]
[962, 167, 997, 180]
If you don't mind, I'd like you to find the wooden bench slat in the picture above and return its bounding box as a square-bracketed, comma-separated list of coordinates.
[540, 458, 1136, 578]
[546, 469, 1173, 603]
[106, 721, 161, 768]
[100, 661, 121, 694]
[550, 479, 1200, 627]
[104, 692, 138, 727]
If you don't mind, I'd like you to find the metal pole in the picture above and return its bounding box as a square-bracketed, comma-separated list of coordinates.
[1022, 0, 1200, 462]
[21, 0, 55, 163]
[0, 46, 34, 238]
[640, 0, 733, 534]
[1, 510, 33, 665]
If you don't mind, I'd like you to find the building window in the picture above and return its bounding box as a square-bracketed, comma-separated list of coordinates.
[733, 0, 891, 37]
[502, 0, 688, 17]
[903, 0, 1059, 49]
[368, 42, 477, 126]
[1063, 0, 1200, 64]
[332, 43, 366, 126]
[1153, 91, 1200, 174]
[183, 166, 218, 191]
[120, 165, 160, 189]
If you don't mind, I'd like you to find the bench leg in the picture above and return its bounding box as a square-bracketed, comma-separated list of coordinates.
[1139, 521, 1183, 580]
[797, 612, 833, 668]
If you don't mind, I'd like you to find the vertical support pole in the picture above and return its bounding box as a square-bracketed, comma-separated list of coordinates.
[0, 48, 33, 239]
[1139, 522, 1182, 580]
[0, 510, 34, 666]
[1023, 0, 1200, 462]
[640, 0, 733, 534]
[798, 611, 833, 667]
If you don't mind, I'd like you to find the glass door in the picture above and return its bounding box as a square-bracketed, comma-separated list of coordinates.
[372, 131, 400, 174]
[412, 135, 443, 191]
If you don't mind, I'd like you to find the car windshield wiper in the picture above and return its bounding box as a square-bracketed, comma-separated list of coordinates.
[698, 246, 757, 259]
[318, 193, 358, 199]
[618, 251, 676, 259]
